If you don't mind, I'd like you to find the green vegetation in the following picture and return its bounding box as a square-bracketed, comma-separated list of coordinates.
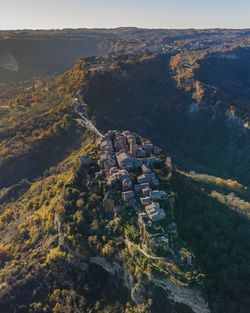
[0, 59, 91, 189]
[196, 47, 250, 119]
[81, 52, 250, 187]
[0, 38, 250, 313]
[125, 225, 140, 243]
[0, 120, 201, 313]
[0, 129, 134, 313]
[173, 170, 250, 313]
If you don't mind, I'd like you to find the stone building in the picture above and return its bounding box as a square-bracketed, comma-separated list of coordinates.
[137, 172, 155, 184]
[150, 190, 167, 201]
[116, 151, 135, 169]
[145, 202, 166, 222]
[122, 190, 135, 201]
[140, 197, 152, 206]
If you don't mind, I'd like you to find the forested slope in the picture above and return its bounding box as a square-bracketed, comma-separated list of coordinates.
[0, 52, 249, 313]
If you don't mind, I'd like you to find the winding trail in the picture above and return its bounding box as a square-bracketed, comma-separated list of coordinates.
[125, 239, 165, 261]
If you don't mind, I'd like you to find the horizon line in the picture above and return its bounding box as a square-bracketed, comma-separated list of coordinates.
[1, 26, 250, 31]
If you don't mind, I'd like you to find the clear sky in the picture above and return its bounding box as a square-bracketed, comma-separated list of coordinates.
[0, 0, 250, 30]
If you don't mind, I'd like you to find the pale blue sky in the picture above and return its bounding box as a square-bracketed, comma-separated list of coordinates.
[0, 0, 249, 29]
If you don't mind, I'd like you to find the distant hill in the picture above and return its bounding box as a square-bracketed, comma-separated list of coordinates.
[1, 27, 250, 84]
[0, 36, 105, 83]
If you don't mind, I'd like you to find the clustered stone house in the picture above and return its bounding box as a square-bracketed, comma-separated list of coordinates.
[95, 130, 175, 254]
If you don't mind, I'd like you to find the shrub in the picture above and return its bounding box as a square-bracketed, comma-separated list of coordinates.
[0, 209, 14, 225]
[46, 247, 67, 264]
[101, 242, 115, 257]
[0, 244, 12, 267]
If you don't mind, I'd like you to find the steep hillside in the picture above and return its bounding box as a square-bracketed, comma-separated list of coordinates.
[0, 52, 249, 313]
[0, 126, 211, 313]
[195, 47, 250, 119]
[75, 53, 250, 186]
[172, 170, 250, 313]
[0, 35, 105, 84]
[0, 59, 89, 189]
[4, 50, 248, 188]
[0, 123, 249, 313]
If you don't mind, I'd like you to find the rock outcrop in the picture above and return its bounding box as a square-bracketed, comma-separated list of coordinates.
[149, 274, 210, 313]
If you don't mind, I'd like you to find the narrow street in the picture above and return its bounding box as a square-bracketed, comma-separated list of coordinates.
[78, 111, 104, 138]
[75, 100, 104, 138]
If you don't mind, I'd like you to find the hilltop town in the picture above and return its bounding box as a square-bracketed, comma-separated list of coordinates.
[94, 130, 180, 257]
[75, 88, 194, 267]
[73, 85, 198, 267]
[74, 114, 210, 313]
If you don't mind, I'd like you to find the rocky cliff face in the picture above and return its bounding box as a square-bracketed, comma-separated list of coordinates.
[89, 253, 210, 313]
[149, 275, 210, 313]
[79, 129, 211, 313]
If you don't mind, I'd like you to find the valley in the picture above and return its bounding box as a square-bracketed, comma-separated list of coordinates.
[0, 28, 249, 313]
